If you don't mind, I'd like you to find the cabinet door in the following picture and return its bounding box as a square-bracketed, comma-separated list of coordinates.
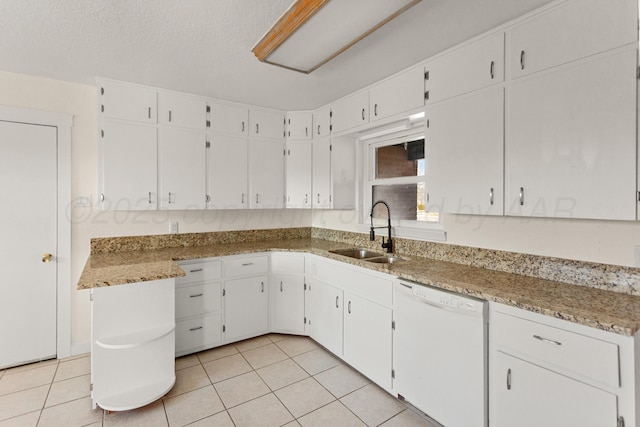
[425, 32, 504, 103]
[270, 275, 305, 334]
[286, 141, 312, 208]
[250, 109, 285, 140]
[506, 49, 637, 220]
[330, 138, 356, 210]
[331, 91, 369, 134]
[305, 277, 343, 357]
[249, 140, 284, 209]
[158, 128, 207, 210]
[313, 106, 331, 138]
[208, 136, 248, 209]
[343, 292, 392, 390]
[100, 121, 157, 211]
[209, 103, 248, 136]
[98, 81, 157, 124]
[312, 138, 331, 208]
[426, 86, 504, 216]
[370, 67, 425, 122]
[287, 112, 313, 140]
[492, 351, 618, 427]
[510, 0, 637, 79]
[159, 93, 207, 130]
[224, 276, 269, 341]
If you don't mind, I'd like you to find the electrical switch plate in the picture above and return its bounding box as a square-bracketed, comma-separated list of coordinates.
[170, 221, 178, 234]
[634, 246, 640, 267]
[76, 196, 91, 207]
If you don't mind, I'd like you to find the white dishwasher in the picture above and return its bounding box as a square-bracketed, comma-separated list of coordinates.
[393, 280, 488, 427]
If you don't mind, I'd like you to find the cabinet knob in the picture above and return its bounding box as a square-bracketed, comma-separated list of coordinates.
[42, 253, 53, 263]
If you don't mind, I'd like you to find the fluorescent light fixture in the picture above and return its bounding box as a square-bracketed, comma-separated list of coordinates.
[252, 0, 422, 74]
[359, 120, 411, 141]
[409, 111, 426, 122]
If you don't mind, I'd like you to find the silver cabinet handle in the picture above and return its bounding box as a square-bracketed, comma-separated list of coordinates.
[305, 194, 308, 204]
[242, 121, 245, 132]
[189, 326, 203, 331]
[520, 50, 525, 70]
[241, 193, 245, 204]
[348, 300, 351, 314]
[305, 127, 308, 137]
[241, 262, 254, 266]
[100, 193, 105, 203]
[317, 193, 320, 204]
[489, 188, 494, 206]
[335, 296, 339, 308]
[169, 110, 172, 122]
[148, 192, 152, 204]
[519, 187, 524, 206]
[190, 268, 203, 273]
[533, 335, 562, 346]
[256, 193, 259, 204]
[148, 107, 151, 119]
[261, 281, 264, 293]
[507, 368, 512, 390]
[374, 104, 378, 117]
[361, 108, 365, 121]
[190, 293, 204, 298]
[256, 123, 259, 134]
[317, 125, 320, 135]
[490, 61, 495, 79]
[280, 281, 283, 292]
[168, 192, 174, 204]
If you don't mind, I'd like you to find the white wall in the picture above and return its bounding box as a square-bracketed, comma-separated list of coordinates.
[0, 70, 312, 353]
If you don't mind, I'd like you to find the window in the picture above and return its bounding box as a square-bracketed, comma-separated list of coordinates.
[362, 128, 445, 241]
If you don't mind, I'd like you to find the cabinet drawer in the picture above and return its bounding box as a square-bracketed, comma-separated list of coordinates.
[175, 282, 222, 319]
[224, 255, 269, 277]
[492, 312, 619, 387]
[176, 314, 222, 355]
[176, 260, 222, 286]
[271, 253, 305, 274]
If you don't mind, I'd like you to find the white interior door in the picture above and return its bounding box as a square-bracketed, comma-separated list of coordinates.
[0, 121, 58, 369]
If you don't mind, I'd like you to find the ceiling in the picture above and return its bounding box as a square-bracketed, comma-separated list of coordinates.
[1, 0, 554, 111]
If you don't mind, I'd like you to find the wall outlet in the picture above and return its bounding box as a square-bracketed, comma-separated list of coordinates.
[76, 196, 91, 207]
[170, 221, 179, 234]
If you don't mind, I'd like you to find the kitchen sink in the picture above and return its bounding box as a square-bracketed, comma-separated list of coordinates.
[365, 256, 403, 264]
[329, 248, 385, 259]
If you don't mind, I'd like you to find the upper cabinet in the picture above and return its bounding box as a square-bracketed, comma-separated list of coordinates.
[208, 102, 248, 136]
[313, 106, 331, 138]
[510, 0, 637, 79]
[158, 92, 207, 130]
[98, 80, 157, 124]
[208, 135, 248, 210]
[248, 140, 285, 209]
[331, 91, 369, 134]
[286, 112, 313, 140]
[250, 108, 285, 140]
[425, 32, 504, 104]
[369, 67, 424, 122]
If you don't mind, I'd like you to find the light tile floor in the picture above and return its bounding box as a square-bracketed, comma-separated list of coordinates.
[0, 334, 439, 427]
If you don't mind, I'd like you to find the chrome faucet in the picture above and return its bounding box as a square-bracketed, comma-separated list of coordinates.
[370, 200, 393, 253]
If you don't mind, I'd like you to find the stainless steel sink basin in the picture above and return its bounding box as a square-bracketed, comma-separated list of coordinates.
[329, 248, 384, 259]
[365, 256, 403, 264]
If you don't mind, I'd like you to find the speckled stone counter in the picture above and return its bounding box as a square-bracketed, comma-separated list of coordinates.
[78, 231, 640, 336]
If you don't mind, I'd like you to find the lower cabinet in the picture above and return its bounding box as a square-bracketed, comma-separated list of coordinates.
[91, 279, 175, 411]
[270, 252, 306, 334]
[305, 277, 343, 357]
[224, 275, 269, 341]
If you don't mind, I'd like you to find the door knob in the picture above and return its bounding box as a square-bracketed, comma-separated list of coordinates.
[42, 253, 53, 263]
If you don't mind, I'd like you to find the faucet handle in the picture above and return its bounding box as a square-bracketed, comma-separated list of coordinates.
[369, 228, 375, 241]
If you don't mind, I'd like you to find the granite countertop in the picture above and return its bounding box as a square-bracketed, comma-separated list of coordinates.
[78, 237, 640, 336]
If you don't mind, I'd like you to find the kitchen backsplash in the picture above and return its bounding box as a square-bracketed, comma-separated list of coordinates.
[90, 227, 640, 295]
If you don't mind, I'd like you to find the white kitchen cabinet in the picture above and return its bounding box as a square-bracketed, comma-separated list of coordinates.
[343, 291, 392, 390]
[249, 140, 284, 209]
[331, 91, 369, 134]
[286, 111, 313, 140]
[91, 279, 175, 411]
[490, 303, 635, 427]
[158, 128, 207, 210]
[425, 32, 504, 103]
[370, 67, 425, 122]
[97, 79, 157, 124]
[250, 108, 285, 140]
[158, 92, 207, 130]
[99, 121, 158, 211]
[175, 259, 223, 357]
[286, 140, 312, 208]
[312, 138, 331, 209]
[208, 102, 248, 136]
[208, 135, 248, 209]
[270, 252, 305, 334]
[505, 48, 637, 220]
[510, 0, 637, 79]
[426, 86, 504, 216]
[330, 137, 356, 210]
[313, 106, 331, 138]
[224, 275, 269, 341]
[305, 277, 343, 357]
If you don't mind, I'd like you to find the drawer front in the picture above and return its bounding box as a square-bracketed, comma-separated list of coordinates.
[224, 255, 269, 277]
[271, 252, 305, 274]
[492, 312, 619, 387]
[176, 260, 222, 286]
[175, 314, 222, 355]
[175, 282, 222, 319]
